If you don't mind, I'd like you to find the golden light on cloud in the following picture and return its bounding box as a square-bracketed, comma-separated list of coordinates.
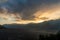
[0, 4, 60, 25]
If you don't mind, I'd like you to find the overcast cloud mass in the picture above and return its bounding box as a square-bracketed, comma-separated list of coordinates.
[0, 0, 60, 24]
[0, 0, 60, 19]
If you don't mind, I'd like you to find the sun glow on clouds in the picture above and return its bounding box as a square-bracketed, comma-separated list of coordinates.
[0, 10, 60, 25]
[0, 13, 45, 25]
[34, 4, 60, 21]
[0, 3, 60, 25]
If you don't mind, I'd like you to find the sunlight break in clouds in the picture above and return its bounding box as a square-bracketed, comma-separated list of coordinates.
[0, 5, 60, 25]
[0, 0, 60, 25]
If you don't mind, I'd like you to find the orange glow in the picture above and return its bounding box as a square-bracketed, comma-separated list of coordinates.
[0, 4, 60, 25]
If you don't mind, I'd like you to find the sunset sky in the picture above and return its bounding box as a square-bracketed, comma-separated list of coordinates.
[0, 0, 60, 25]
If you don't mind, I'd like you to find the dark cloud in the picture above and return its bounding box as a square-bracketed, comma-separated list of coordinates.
[0, 0, 60, 20]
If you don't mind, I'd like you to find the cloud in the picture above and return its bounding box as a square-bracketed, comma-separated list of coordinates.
[0, 0, 60, 20]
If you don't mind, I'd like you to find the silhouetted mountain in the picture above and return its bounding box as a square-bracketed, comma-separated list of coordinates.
[0, 19, 60, 40]
[3, 19, 60, 33]
[0, 25, 6, 29]
[0, 25, 38, 40]
[0, 25, 7, 40]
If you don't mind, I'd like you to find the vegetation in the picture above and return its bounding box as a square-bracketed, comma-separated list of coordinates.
[39, 32, 60, 40]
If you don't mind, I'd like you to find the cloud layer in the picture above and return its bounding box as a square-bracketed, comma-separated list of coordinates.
[0, 0, 60, 20]
[0, 0, 60, 24]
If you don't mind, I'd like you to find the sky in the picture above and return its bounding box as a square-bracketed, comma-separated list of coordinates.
[0, 0, 60, 24]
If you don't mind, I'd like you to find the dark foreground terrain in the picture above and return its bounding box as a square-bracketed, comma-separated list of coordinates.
[0, 25, 60, 40]
[1, 19, 60, 40]
[0, 28, 60, 40]
[0, 25, 38, 40]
